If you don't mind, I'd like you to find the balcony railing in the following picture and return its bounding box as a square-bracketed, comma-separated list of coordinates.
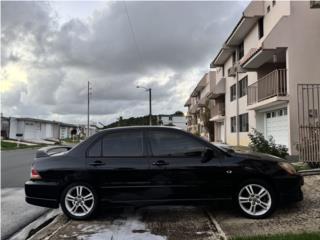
[247, 69, 287, 105]
[211, 101, 225, 118]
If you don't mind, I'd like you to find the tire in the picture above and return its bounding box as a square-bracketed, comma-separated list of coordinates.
[236, 179, 276, 219]
[60, 182, 98, 220]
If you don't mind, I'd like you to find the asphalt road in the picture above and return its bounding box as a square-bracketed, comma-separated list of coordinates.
[1, 148, 37, 188]
[1, 148, 49, 240]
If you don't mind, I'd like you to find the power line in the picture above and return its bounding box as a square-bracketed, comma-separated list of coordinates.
[122, 1, 144, 67]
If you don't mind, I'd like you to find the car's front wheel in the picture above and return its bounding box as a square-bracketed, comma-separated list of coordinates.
[237, 180, 276, 219]
[61, 183, 97, 220]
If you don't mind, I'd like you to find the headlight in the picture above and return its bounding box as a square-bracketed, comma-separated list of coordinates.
[278, 162, 297, 175]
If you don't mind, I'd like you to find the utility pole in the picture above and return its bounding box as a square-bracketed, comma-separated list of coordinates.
[87, 81, 92, 138]
[137, 86, 152, 125]
[149, 88, 152, 126]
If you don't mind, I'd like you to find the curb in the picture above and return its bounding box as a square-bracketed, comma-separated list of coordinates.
[299, 169, 320, 176]
[203, 207, 228, 240]
[28, 214, 70, 240]
[8, 210, 61, 240]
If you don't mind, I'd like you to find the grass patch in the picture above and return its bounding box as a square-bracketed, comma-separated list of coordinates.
[0, 141, 45, 150]
[292, 162, 311, 172]
[232, 232, 320, 240]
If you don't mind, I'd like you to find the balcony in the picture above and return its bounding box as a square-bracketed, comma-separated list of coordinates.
[210, 101, 225, 122]
[207, 77, 226, 99]
[189, 103, 199, 114]
[247, 69, 288, 109]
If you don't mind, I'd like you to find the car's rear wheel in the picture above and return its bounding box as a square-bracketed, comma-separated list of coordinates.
[237, 180, 276, 219]
[61, 183, 97, 220]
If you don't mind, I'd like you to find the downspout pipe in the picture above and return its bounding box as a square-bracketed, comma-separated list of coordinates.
[236, 69, 239, 147]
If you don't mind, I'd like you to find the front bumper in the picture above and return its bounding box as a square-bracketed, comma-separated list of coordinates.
[25, 180, 61, 208]
[273, 174, 304, 203]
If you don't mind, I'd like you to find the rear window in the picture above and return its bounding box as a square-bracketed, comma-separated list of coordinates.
[102, 131, 143, 157]
[87, 131, 144, 157]
[87, 140, 102, 157]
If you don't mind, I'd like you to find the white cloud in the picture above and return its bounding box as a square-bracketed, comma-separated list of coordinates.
[1, 1, 247, 125]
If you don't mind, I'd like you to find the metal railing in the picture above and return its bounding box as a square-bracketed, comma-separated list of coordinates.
[298, 84, 320, 165]
[299, 126, 320, 164]
[247, 69, 287, 105]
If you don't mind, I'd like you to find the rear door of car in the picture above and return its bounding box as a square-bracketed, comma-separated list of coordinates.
[86, 129, 151, 202]
[146, 129, 225, 201]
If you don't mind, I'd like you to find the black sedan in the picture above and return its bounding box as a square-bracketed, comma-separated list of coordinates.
[25, 126, 303, 220]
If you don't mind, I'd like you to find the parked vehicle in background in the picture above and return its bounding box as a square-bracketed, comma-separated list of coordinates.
[25, 126, 303, 220]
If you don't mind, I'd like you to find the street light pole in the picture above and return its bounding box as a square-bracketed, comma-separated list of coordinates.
[137, 86, 152, 126]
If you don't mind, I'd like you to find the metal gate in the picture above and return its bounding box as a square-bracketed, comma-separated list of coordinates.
[297, 84, 320, 164]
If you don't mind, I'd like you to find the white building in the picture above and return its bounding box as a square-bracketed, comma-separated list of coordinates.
[8, 117, 78, 142]
[158, 115, 187, 130]
[185, 0, 320, 156]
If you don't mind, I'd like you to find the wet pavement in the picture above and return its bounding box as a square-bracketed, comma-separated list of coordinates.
[31, 206, 221, 240]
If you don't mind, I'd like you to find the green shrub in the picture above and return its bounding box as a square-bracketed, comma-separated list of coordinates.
[248, 129, 288, 158]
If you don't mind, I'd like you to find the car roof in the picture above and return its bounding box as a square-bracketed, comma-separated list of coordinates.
[98, 125, 184, 133]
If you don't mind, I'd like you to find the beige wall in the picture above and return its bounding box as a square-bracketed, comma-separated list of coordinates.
[260, 1, 320, 154]
[263, 0, 290, 38]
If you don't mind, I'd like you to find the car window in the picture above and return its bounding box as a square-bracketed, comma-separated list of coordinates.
[102, 131, 143, 157]
[149, 130, 205, 157]
[87, 139, 102, 157]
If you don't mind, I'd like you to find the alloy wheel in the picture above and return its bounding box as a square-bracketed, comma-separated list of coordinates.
[238, 184, 272, 217]
[64, 185, 95, 217]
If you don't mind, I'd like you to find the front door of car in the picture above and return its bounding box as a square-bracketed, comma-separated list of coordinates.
[86, 130, 150, 202]
[146, 129, 225, 201]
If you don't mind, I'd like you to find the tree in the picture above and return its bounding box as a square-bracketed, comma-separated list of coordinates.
[173, 111, 184, 116]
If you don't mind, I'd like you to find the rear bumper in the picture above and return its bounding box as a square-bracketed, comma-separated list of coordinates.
[25, 180, 61, 208]
[26, 196, 59, 208]
[273, 174, 304, 203]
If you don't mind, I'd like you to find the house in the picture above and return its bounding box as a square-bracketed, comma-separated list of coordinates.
[158, 114, 187, 130]
[59, 123, 77, 139]
[208, 0, 320, 155]
[78, 124, 97, 138]
[7, 117, 78, 142]
[1, 115, 10, 139]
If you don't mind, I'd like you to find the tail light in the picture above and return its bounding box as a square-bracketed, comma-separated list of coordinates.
[31, 166, 42, 180]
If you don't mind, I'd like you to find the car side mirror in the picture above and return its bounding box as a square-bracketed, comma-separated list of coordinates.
[201, 148, 214, 163]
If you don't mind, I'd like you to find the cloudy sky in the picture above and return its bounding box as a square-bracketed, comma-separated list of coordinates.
[1, 1, 248, 125]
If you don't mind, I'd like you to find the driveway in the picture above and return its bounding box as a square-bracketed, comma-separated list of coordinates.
[210, 174, 320, 238]
[28, 175, 320, 240]
[30, 206, 222, 240]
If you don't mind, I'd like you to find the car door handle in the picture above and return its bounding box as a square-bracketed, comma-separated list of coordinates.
[89, 160, 106, 166]
[152, 160, 169, 166]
